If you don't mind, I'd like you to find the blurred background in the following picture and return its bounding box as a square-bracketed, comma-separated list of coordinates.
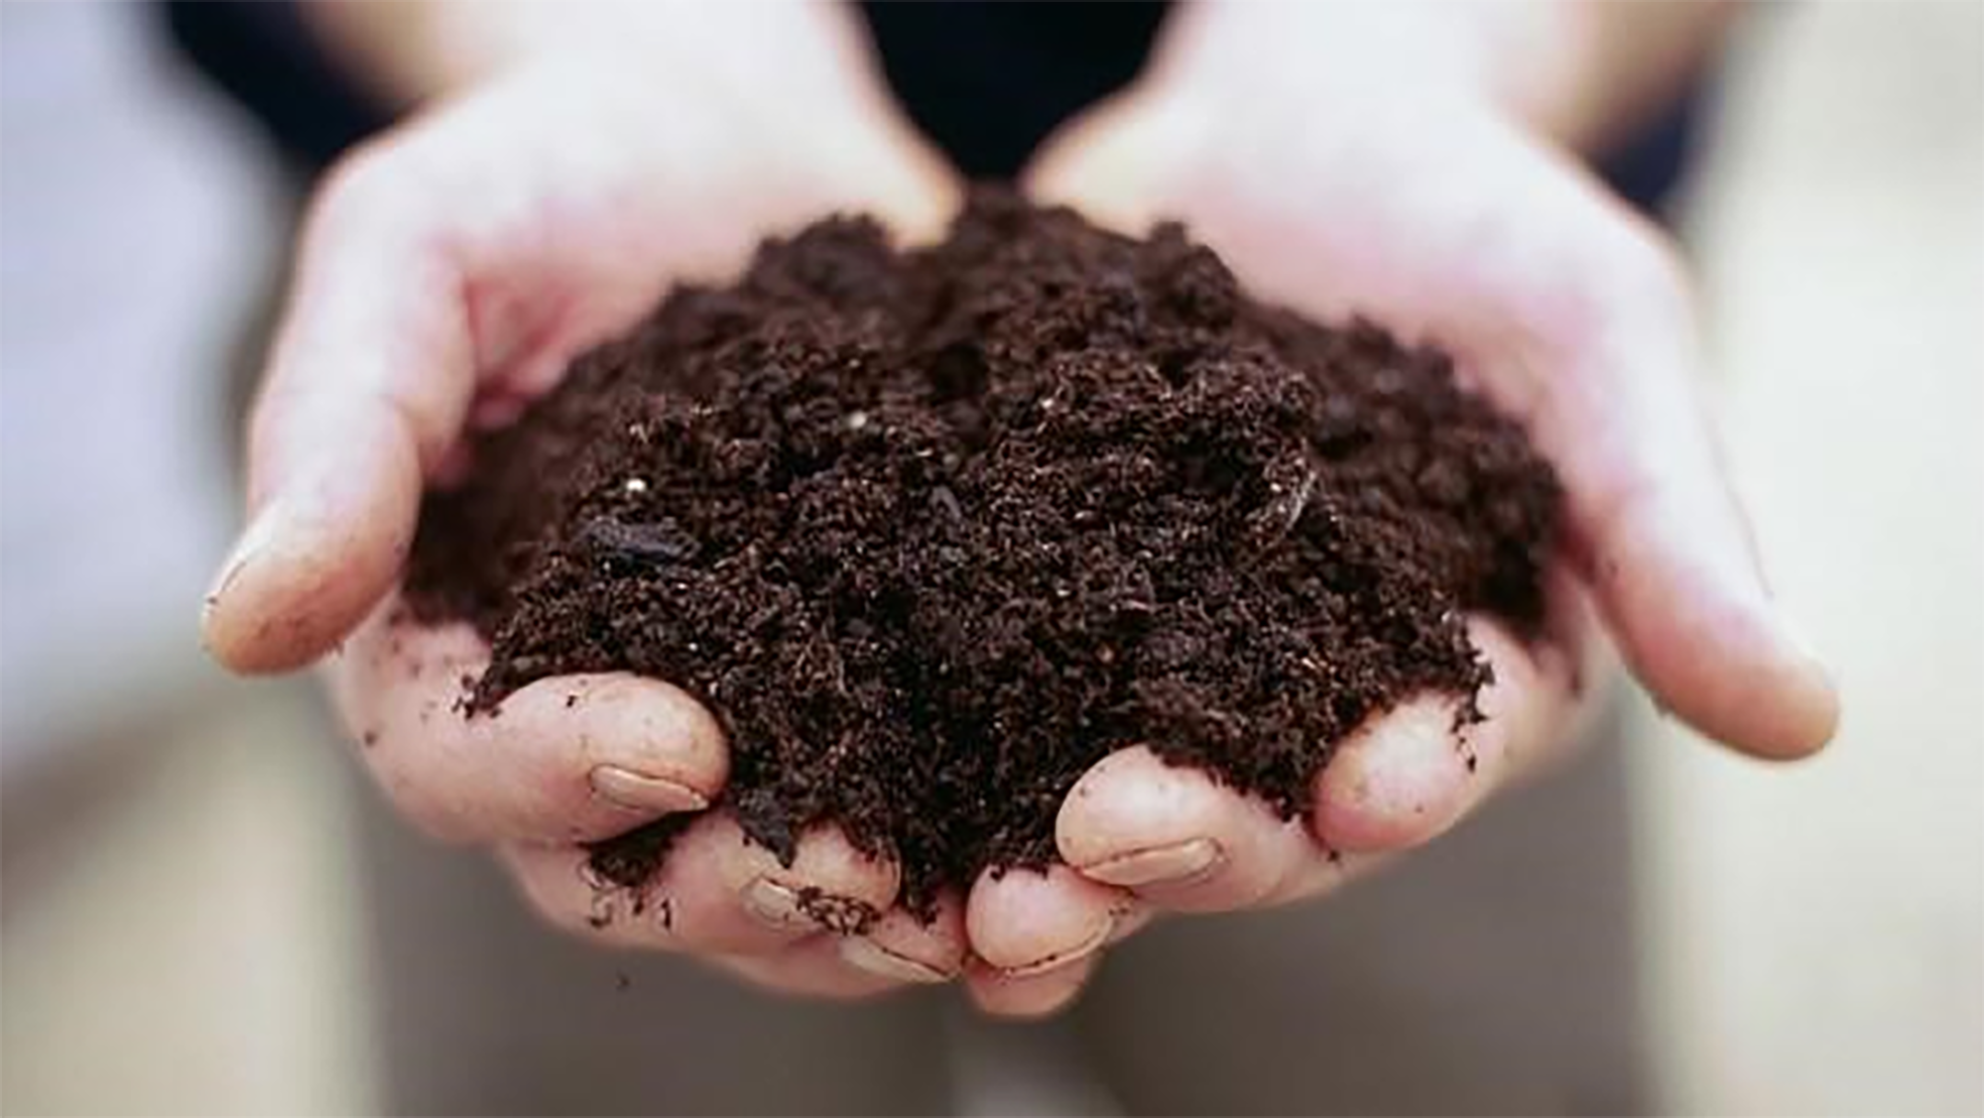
[1, 2, 1978, 1114]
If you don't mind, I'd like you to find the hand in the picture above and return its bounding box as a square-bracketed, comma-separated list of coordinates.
[201, 2, 972, 999]
[954, 3, 1840, 1017]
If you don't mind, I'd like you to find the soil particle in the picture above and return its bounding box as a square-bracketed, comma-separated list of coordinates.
[405, 192, 1561, 915]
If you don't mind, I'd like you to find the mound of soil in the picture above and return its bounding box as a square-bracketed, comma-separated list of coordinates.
[405, 193, 1561, 915]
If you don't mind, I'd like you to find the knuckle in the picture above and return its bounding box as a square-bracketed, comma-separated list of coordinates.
[511, 870, 598, 938]
[303, 139, 419, 248]
[1594, 219, 1691, 320]
[367, 749, 476, 844]
[500, 845, 668, 945]
[1513, 211, 1693, 369]
[503, 860, 570, 926]
[311, 146, 389, 225]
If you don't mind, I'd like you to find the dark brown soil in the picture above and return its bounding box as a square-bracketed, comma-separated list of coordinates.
[405, 193, 1561, 915]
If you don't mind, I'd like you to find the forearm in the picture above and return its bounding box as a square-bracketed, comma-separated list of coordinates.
[301, 0, 879, 107]
[1157, 0, 1739, 156]
[1502, 0, 1740, 153]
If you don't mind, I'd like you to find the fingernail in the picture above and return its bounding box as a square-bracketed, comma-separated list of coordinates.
[1081, 837, 1223, 888]
[1774, 609, 1828, 671]
[588, 765, 709, 815]
[1771, 612, 1843, 751]
[1003, 912, 1113, 978]
[839, 936, 954, 984]
[742, 877, 809, 928]
[203, 501, 287, 618]
[1779, 618, 1835, 689]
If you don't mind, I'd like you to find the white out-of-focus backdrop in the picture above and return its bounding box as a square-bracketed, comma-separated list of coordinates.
[1, 2, 1978, 1114]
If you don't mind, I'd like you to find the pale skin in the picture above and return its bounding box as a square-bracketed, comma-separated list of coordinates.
[203, 1, 1838, 1017]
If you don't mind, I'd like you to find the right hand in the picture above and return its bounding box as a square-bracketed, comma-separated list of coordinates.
[958, 2, 1839, 1018]
[201, 2, 970, 999]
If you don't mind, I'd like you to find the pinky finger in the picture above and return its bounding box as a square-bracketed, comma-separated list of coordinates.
[715, 937, 913, 1002]
[839, 893, 969, 986]
[1311, 614, 1582, 854]
[1258, 847, 1390, 909]
[964, 953, 1100, 1020]
[500, 842, 681, 950]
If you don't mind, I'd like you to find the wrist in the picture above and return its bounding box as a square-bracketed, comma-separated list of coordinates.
[1149, 1, 1672, 155]
[1170, 5, 1580, 106]
[302, 0, 881, 110]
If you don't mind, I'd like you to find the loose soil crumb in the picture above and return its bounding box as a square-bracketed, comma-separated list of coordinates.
[795, 887, 881, 936]
[405, 193, 1561, 915]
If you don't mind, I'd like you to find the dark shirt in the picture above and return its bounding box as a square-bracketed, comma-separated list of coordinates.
[160, 0, 1704, 216]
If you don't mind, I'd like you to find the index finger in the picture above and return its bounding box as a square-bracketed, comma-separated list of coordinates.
[202, 147, 476, 673]
[328, 596, 727, 844]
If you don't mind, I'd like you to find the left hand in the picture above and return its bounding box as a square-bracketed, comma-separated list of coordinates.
[201, 0, 969, 1002]
[957, 4, 1838, 1018]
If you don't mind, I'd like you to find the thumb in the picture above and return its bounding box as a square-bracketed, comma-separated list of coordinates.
[1497, 190, 1840, 759]
[203, 154, 475, 673]
[1028, 102, 1839, 760]
[1023, 89, 1196, 233]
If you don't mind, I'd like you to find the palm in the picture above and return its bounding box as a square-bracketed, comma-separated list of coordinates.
[943, 78, 1839, 1017]
[205, 45, 969, 999]
[1033, 88, 1832, 758]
